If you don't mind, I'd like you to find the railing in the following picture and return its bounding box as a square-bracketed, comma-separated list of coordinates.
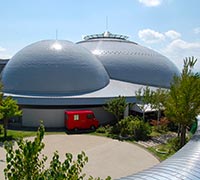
[119, 116, 200, 180]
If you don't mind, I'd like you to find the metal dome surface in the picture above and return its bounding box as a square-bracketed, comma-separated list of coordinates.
[78, 32, 180, 88]
[2, 40, 109, 96]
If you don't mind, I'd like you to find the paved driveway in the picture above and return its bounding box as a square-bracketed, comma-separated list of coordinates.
[0, 135, 159, 179]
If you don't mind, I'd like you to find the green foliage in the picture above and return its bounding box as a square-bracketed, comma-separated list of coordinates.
[151, 88, 168, 122]
[88, 176, 111, 180]
[4, 124, 46, 180]
[166, 136, 189, 153]
[164, 57, 200, 147]
[150, 117, 170, 133]
[104, 96, 128, 122]
[96, 116, 152, 141]
[0, 96, 22, 138]
[167, 137, 182, 152]
[0, 124, 3, 134]
[135, 87, 153, 120]
[4, 123, 111, 180]
[96, 126, 109, 134]
[0, 129, 38, 142]
[135, 86, 152, 105]
[0, 96, 22, 119]
[44, 151, 88, 180]
[118, 116, 152, 140]
[148, 143, 175, 161]
[136, 86, 168, 122]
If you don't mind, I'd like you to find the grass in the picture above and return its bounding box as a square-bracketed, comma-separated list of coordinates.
[0, 130, 37, 142]
[0, 128, 67, 142]
[147, 144, 176, 161]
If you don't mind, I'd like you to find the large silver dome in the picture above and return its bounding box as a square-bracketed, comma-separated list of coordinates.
[2, 40, 109, 96]
[77, 32, 180, 88]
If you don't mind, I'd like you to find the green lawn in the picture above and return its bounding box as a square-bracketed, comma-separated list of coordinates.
[147, 145, 175, 161]
[0, 128, 67, 142]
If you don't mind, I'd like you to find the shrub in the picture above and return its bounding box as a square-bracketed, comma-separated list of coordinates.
[0, 124, 3, 134]
[118, 116, 152, 140]
[150, 117, 170, 133]
[167, 137, 182, 152]
[96, 126, 107, 133]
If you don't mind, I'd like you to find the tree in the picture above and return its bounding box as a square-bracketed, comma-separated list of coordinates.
[4, 123, 111, 180]
[0, 96, 22, 138]
[164, 57, 200, 147]
[104, 96, 128, 122]
[151, 88, 168, 125]
[135, 86, 153, 120]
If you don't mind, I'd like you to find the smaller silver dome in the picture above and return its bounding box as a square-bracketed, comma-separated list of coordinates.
[2, 40, 109, 96]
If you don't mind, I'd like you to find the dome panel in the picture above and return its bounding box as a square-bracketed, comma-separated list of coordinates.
[77, 35, 180, 88]
[2, 40, 109, 95]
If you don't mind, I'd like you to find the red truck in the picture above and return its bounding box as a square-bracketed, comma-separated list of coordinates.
[64, 110, 99, 131]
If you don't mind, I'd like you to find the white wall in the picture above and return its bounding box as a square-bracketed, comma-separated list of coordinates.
[22, 107, 115, 127]
[22, 108, 65, 127]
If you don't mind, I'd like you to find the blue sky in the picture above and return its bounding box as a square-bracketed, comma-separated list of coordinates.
[0, 0, 200, 72]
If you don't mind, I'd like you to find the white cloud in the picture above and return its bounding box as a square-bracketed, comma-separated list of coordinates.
[138, 29, 165, 43]
[164, 39, 200, 54]
[165, 30, 181, 40]
[161, 39, 200, 72]
[137, 28, 200, 72]
[138, 0, 162, 6]
[194, 27, 200, 34]
[138, 29, 181, 43]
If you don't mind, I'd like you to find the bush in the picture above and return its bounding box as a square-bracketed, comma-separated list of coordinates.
[108, 124, 121, 135]
[96, 126, 107, 133]
[0, 124, 3, 134]
[118, 116, 152, 141]
[167, 137, 181, 152]
[150, 117, 170, 133]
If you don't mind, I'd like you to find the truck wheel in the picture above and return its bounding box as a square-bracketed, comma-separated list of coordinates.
[74, 128, 78, 132]
[90, 126, 96, 131]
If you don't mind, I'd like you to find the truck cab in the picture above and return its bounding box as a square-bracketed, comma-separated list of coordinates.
[64, 110, 99, 131]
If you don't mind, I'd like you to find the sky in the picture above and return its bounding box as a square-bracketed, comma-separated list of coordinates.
[0, 0, 200, 72]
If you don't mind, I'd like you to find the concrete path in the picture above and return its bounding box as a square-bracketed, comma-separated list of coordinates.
[0, 135, 159, 179]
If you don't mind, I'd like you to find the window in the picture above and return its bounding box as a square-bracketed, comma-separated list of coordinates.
[87, 114, 94, 119]
[74, 114, 79, 120]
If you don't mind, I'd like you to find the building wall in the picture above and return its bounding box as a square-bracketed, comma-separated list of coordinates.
[22, 107, 115, 127]
[22, 108, 65, 127]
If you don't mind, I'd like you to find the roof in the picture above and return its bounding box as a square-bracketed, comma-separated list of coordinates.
[131, 103, 158, 113]
[2, 40, 109, 96]
[77, 32, 180, 88]
[4, 79, 158, 105]
[2, 32, 179, 106]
